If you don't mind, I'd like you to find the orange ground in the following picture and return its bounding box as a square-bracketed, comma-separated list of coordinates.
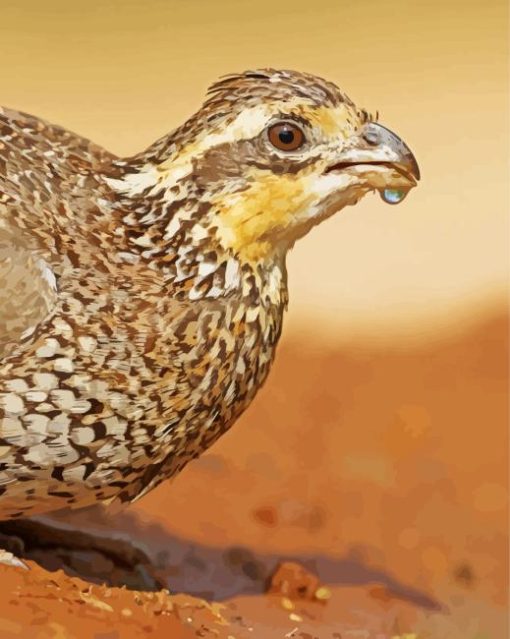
[0, 307, 507, 638]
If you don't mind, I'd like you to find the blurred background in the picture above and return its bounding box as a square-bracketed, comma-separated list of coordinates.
[1, 0, 507, 341]
[1, 1, 507, 637]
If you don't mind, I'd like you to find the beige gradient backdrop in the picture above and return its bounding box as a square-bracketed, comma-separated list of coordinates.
[1, 0, 507, 340]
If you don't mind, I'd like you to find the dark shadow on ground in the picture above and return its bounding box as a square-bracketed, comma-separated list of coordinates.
[0, 507, 441, 611]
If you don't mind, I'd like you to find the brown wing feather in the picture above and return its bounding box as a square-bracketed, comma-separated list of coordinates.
[0, 106, 116, 356]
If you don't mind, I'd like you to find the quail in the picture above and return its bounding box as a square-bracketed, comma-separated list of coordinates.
[0, 69, 419, 565]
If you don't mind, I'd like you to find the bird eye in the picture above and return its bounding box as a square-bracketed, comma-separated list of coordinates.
[267, 122, 305, 152]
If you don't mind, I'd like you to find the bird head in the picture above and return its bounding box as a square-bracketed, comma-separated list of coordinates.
[112, 69, 419, 268]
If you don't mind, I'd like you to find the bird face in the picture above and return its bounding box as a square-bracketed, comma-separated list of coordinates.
[199, 101, 419, 259]
[119, 70, 419, 264]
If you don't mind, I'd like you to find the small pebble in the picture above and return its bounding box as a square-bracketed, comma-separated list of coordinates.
[281, 597, 295, 610]
[315, 586, 331, 601]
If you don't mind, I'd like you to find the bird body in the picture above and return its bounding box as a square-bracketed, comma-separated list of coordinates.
[0, 70, 419, 521]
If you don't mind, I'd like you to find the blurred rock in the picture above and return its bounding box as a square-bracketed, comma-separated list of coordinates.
[267, 561, 324, 602]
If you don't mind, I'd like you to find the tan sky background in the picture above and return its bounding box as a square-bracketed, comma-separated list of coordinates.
[1, 0, 507, 340]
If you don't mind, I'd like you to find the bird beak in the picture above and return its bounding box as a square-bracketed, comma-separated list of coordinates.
[326, 122, 420, 192]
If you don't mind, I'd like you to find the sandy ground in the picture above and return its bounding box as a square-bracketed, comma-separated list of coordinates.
[0, 307, 507, 638]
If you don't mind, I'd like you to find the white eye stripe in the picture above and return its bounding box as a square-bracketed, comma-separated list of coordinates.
[106, 101, 317, 197]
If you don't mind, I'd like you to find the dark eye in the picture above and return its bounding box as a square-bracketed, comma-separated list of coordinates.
[267, 122, 305, 152]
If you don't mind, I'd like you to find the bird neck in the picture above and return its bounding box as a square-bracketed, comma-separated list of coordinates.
[103, 161, 289, 310]
[100, 200, 287, 321]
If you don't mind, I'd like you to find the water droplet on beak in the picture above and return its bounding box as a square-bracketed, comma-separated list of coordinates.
[380, 188, 408, 205]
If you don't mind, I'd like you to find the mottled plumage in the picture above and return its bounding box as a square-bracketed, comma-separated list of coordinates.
[0, 69, 419, 526]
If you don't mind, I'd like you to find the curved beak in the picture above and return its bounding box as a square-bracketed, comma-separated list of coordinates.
[326, 122, 420, 187]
